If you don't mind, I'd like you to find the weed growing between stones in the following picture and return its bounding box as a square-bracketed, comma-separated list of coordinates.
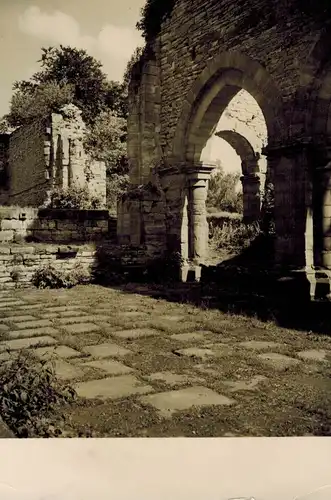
[32, 263, 91, 289]
[0, 350, 76, 437]
[43, 185, 102, 210]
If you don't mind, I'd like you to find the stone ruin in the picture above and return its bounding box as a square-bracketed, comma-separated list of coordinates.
[0, 105, 114, 289]
[0, 104, 106, 208]
[118, 0, 331, 298]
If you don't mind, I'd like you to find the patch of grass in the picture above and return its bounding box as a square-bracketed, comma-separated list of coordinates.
[209, 220, 261, 255]
[0, 349, 76, 437]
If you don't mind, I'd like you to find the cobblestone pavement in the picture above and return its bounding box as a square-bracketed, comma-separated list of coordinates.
[0, 284, 330, 437]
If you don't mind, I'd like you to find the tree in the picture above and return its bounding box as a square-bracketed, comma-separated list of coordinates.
[7, 45, 127, 127]
[84, 110, 128, 176]
[84, 109, 129, 211]
[123, 46, 145, 89]
[207, 166, 243, 214]
[5, 81, 74, 128]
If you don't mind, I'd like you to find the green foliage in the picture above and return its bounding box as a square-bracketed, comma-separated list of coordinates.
[137, 0, 176, 41]
[0, 349, 76, 437]
[107, 174, 130, 214]
[84, 110, 128, 176]
[123, 46, 145, 89]
[207, 167, 243, 214]
[6, 82, 74, 128]
[32, 263, 91, 289]
[209, 220, 261, 255]
[44, 185, 103, 210]
[7, 45, 127, 128]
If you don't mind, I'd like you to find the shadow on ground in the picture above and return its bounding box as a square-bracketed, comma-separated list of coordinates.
[94, 234, 331, 337]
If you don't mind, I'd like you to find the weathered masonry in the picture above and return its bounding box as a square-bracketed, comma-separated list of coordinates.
[119, 0, 331, 290]
[0, 105, 106, 208]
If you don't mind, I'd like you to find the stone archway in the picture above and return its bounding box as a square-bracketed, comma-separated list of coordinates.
[214, 129, 262, 223]
[168, 51, 286, 268]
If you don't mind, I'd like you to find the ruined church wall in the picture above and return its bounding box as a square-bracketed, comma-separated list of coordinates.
[157, 0, 320, 152]
[8, 119, 50, 206]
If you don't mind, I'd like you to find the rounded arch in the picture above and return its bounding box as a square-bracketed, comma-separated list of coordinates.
[215, 130, 258, 175]
[171, 50, 286, 163]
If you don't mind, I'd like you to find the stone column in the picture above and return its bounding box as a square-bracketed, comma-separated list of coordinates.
[187, 164, 215, 265]
[314, 157, 331, 269]
[240, 173, 261, 223]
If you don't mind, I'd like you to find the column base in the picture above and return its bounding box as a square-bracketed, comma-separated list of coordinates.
[276, 267, 331, 302]
[180, 264, 202, 283]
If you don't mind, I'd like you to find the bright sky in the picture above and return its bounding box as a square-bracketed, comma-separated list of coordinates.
[0, 0, 145, 117]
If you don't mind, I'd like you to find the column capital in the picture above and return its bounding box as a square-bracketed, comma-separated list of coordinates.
[157, 161, 216, 179]
[187, 162, 216, 181]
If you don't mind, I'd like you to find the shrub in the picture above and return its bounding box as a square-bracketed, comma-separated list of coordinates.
[209, 220, 261, 255]
[43, 185, 103, 210]
[32, 263, 91, 289]
[0, 349, 76, 437]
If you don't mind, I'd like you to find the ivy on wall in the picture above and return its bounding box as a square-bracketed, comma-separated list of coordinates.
[136, 0, 176, 42]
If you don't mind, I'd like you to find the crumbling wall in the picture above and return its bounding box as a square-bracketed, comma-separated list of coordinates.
[8, 119, 50, 206]
[0, 134, 10, 205]
[7, 105, 107, 208]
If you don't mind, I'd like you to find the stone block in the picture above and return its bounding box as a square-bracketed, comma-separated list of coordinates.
[75, 375, 154, 400]
[0, 231, 14, 242]
[1, 335, 57, 351]
[140, 386, 235, 418]
[82, 343, 132, 358]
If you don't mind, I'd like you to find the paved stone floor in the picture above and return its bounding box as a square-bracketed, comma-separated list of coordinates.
[0, 284, 331, 437]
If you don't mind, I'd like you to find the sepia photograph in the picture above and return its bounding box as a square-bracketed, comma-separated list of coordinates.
[0, 0, 330, 446]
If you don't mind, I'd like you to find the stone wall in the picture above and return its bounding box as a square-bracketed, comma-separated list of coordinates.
[0, 207, 115, 244]
[0, 134, 10, 204]
[9, 120, 49, 206]
[0, 241, 149, 289]
[7, 106, 106, 208]
[126, 0, 331, 282]
[157, 0, 319, 153]
[0, 243, 97, 289]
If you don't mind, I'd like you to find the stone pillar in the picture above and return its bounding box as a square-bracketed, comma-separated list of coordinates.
[314, 156, 331, 269]
[240, 173, 261, 223]
[263, 142, 312, 270]
[187, 164, 215, 265]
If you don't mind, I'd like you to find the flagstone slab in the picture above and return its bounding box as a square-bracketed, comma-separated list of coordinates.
[12, 319, 54, 330]
[64, 323, 101, 334]
[0, 315, 36, 323]
[140, 386, 235, 418]
[75, 375, 154, 400]
[170, 332, 212, 342]
[222, 375, 268, 392]
[33, 345, 82, 360]
[174, 344, 230, 360]
[111, 328, 160, 340]
[0, 336, 57, 351]
[258, 352, 301, 371]
[7, 327, 59, 339]
[81, 359, 134, 376]
[46, 359, 85, 381]
[146, 371, 205, 387]
[296, 349, 331, 362]
[82, 342, 132, 358]
[238, 340, 283, 350]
